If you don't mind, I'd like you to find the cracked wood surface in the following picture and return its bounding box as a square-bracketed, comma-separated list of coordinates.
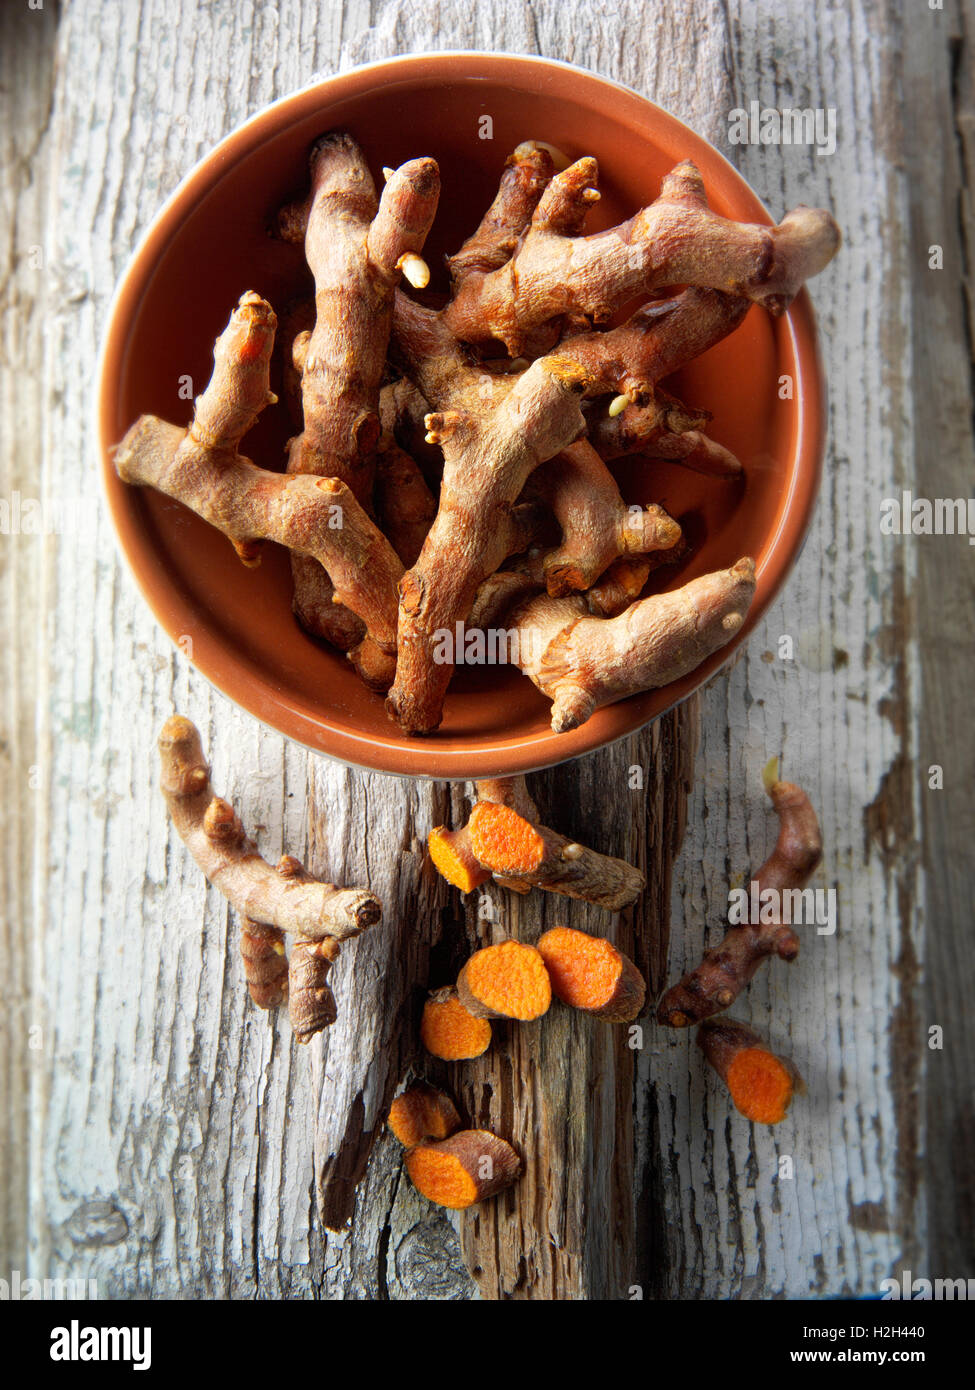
[1, 0, 972, 1299]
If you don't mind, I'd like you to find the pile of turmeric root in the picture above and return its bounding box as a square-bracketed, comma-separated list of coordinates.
[116, 133, 839, 736]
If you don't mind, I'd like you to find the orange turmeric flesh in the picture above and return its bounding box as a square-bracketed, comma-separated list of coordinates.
[388, 1083, 462, 1147]
[726, 1048, 795, 1125]
[406, 1148, 480, 1208]
[405, 1130, 522, 1208]
[537, 927, 646, 1022]
[539, 927, 619, 1005]
[428, 825, 491, 893]
[468, 802, 546, 873]
[420, 989, 492, 1060]
[457, 940, 552, 1020]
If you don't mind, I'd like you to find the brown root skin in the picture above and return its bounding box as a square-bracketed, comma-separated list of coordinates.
[114, 293, 404, 689]
[405, 1129, 522, 1208]
[456, 940, 552, 1021]
[158, 717, 380, 1038]
[280, 135, 440, 505]
[530, 440, 681, 596]
[239, 919, 289, 1010]
[388, 1083, 462, 1146]
[379, 377, 443, 490]
[589, 396, 744, 479]
[277, 136, 439, 654]
[697, 1017, 805, 1125]
[448, 140, 556, 286]
[443, 155, 840, 353]
[420, 988, 493, 1060]
[374, 438, 438, 567]
[509, 558, 757, 733]
[657, 777, 823, 1028]
[557, 289, 750, 404]
[537, 927, 647, 1022]
[289, 937, 340, 1042]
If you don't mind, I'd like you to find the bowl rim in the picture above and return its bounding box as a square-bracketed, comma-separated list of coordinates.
[96, 49, 825, 782]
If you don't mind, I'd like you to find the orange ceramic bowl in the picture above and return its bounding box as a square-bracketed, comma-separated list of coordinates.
[98, 52, 826, 780]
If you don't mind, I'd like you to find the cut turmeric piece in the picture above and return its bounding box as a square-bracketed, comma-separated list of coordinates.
[427, 825, 492, 894]
[456, 940, 552, 1021]
[537, 926, 646, 1022]
[467, 798, 644, 910]
[697, 1017, 804, 1125]
[405, 1129, 522, 1209]
[420, 987, 492, 1060]
[469, 801, 545, 873]
[388, 1083, 462, 1147]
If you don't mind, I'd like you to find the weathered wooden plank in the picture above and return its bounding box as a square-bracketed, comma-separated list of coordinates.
[11, 0, 956, 1302]
[0, 0, 58, 1277]
[650, 0, 925, 1298]
[904, 0, 975, 1280]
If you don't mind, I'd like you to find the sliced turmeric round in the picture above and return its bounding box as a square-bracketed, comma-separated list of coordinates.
[388, 1083, 462, 1147]
[468, 801, 546, 874]
[697, 1017, 803, 1126]
[725, 1048, 797, 1125]
[456, 940, 552, 1021]
[420, 987, 492, 1060]
[405, 1129, 522, 1209]
[536, 926, 646, 1022]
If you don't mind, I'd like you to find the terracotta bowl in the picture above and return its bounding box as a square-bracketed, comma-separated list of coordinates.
[98, 52, 825, 780]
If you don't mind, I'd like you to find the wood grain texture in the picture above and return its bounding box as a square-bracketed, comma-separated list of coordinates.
[2, 0, 969, 1300]
[0, 0, 58, 1281]
[906, 0, 975, 1278]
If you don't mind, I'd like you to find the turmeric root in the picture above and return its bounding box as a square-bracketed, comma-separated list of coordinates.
[276, 135, 439, 654]
[583, 543, 689, 619]
[158, 717, 381, 1037]
[405, 1130, 522, 1209]
[386, 288, 748, 733]
[443, 155, 840, 353]
[114, 293, 404, 690]
[374, 438, 438, 567]
[386, 293, 592, 733]
[239, 920, 289, 1010]
[529, 440, 682, 596]
[428, 775, 645, 909]
[657, 767, 823, 1027]
[536, 927, 646, 1022]
[508, 558, 757, 733]
[468, 799, 645, 910]
[288, 937, 340, 1042]
[588, 386, 743, 478]
[420, 987, 493, 1060]
[388, 1083, 462, 1146]
[697, 1017, 804, 1124]
[456, 940, 552, 1021]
